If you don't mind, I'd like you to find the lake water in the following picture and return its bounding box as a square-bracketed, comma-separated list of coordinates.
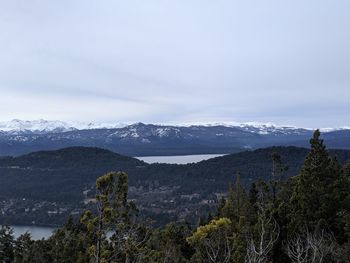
[10, 154, 225, 240]
[12, 225, 56, 240]
[135, 153, 225, 164]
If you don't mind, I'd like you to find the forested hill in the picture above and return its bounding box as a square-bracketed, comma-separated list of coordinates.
[1, 145, 350, 225]
[0, 146, 145, 171]
[0, 147, 147, 201]
[1, 146, 350, 201]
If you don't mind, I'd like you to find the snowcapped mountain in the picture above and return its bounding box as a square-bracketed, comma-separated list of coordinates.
[0, 120, 349, 156]
[0, 119, 345, 135]
[0, 119, 76, 134]
[0, 119, 127, 134]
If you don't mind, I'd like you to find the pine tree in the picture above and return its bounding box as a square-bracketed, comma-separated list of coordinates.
[248, 183, 258, 210]
[289, 130, 345, 235]
[149, 222, 193, 263]
[232, 216, 247, 263]
[221, 172, 248, 223]
[14, 232, 33, 263]
[81, 171, 131, 263]
[0, 225, 15, 263]
[270, 152, 287, 207]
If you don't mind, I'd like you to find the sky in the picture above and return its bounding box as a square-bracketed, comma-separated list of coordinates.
[0, 0, 349, 128]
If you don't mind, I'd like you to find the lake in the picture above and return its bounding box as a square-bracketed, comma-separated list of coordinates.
[12, 225, 56, 240]
[135, 153, 225, 164]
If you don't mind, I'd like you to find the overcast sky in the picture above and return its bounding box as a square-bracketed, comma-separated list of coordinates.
[0, 0, 349, 128]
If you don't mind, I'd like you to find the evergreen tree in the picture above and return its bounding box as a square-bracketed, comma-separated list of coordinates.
[148, 222, 193, 263]
[220, 172, 249, 223]
[270, 152, 287, 206]
[47, 218, 91, 263]
[14, 232, 33, 263]
[81, 171, 151, 263]
[248, 182, 258, 211]
[289, 130, 345, 237]
[232, 216, 247, 263]
[81, 171, 131, 263]
[0, 225, 15, 263]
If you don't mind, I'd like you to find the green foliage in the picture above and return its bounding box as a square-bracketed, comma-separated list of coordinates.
[81, 171, 135, 263]
[1, 146, 349, 204]
[187, 218, 233, 263]
[0, 225, 14, 263]
[220, 173, 249, 223]
[148, 222, 193, 263]
[14, 232, 33, 263]
[232, 217, 247, 263]
[289, 130, 348, 239]
[1, 131, 350, 262]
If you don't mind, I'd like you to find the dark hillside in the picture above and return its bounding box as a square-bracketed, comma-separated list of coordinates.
[1, 145, 350, 226]
[1, 146, 350, 202]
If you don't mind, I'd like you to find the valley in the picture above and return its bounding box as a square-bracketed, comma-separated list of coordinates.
[1, 145, 350, 227]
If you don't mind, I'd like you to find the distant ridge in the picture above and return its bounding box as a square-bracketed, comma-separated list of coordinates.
[1, 119, 349, 134]
[0, 120, 350, 156]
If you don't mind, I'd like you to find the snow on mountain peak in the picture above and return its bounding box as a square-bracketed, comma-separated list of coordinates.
[0, 119, 74, 133]
[0, 119, 127, 134]
[0, 119, 348, 135]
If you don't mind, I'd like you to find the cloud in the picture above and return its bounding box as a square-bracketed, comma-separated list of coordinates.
[0, 0, 349, 127]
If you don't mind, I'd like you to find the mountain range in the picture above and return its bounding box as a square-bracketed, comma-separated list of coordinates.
[0, 119, 350, 156]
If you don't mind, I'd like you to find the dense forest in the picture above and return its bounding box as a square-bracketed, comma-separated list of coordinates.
[1, 130, 350, 262]
[1, 145, 350, 226]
